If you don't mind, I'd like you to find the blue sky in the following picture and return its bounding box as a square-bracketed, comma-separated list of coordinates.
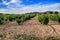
[22, 0, 60, 5]
[0, 0, 60, 13]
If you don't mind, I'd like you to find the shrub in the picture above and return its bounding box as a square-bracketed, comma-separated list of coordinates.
[55, 11, 58, 14]
[4, 16, 8, 22]
[16, 14, 35, 25]
[15, 15, 22, 19]
[38, 14, 44, 24]
[0, 15, 4, 25]
[49, 11, 53, 14]
[38, 14, 49, 25]
[57, 15, 60, 23]
[43, 12, 47, 14]
[43, 16, 49, 25]
[8, 15, 15, 21]
[49, 14, 58, 21]
[16, 18, 22, 24]
[29, 14, 35, 18]
[22, 14, 35, 21]
[3, 15, 8, 22]
[0, 19, 4, 25]
[24, 14, 30, 20]
[16, 18, 24, 25]
[0, 13, 3, 15]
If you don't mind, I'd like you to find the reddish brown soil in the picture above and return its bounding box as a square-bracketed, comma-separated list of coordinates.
[0, 16, 60, 37]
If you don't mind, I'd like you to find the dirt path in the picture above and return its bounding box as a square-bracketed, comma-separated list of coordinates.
[0, 16, 60, 37]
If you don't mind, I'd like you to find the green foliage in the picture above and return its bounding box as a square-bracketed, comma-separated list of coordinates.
[23, 14, 35, 21]
[0, 15, 9, 25]
[38, 14, 44, 24]
[0, 15, 4, 25]
[0, 14, 36, 25]
[16, 14, 35, 25]
[57, 14, 60, 23]
[4, 16, 8, 22]
[38, 14, 49, 25]
[43, 16, 49, 25]
[0, 19, 4, 25]
[36, 13, 60, 25]
[8, 15, 15, 21]
[49, 11, 53, 14]
[16, 18, 23, 24]
[0, 13, 3, 15]
[48, 14, 58, 21]
[15, 15, 22, 19]
[43, 12, 47, 14]
[55, 11, 58, 14]
[24, 14, 30, 20]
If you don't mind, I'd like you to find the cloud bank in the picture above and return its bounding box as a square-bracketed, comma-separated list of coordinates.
[0, 0, 60, 14]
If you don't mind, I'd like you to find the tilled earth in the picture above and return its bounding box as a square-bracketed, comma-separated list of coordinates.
[0, 16, 60, 39]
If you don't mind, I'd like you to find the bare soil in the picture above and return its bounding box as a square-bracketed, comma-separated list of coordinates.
[0, 16, 60, 38]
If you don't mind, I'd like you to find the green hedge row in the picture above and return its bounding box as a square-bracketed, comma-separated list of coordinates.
[16, 14, 36, 24]
[0, 14, 36, 25]
[38, 14, 60, 25]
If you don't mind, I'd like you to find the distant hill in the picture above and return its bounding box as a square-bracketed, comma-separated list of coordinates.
[0, 11, 59, 14]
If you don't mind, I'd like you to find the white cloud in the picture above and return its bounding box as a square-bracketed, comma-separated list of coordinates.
[10, 0, 18, 3]
[0, 1, 60, 14]
[0, 9, 9, 13]
[2, 0, 21, 5]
